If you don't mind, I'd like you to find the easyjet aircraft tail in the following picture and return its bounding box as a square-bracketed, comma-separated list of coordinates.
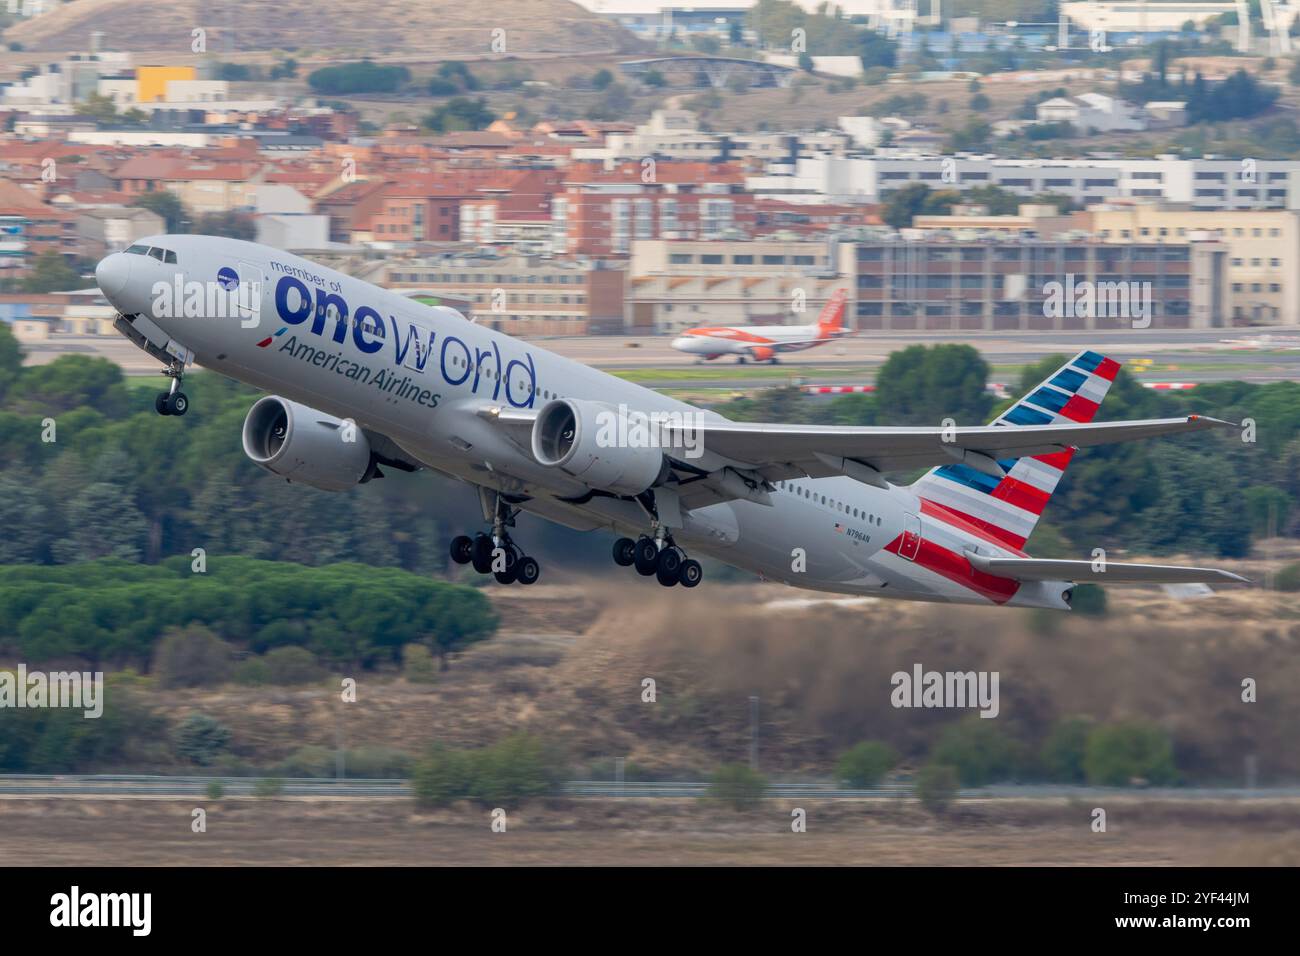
[910, 350, 1121, 551]
[815, 289, 847, 338]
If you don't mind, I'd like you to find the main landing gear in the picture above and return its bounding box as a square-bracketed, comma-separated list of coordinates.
[611, 533, 702, 589]
[448, 495, 540, 586]
[154, 359, 189, 416]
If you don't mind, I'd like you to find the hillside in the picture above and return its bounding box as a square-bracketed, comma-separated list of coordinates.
[4, 0, 635, 57]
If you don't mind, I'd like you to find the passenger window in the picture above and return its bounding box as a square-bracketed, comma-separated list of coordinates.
[148, 247, 165, 261]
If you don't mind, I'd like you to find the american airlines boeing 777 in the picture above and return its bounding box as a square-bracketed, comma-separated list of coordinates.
[95, 236, 1246, 606]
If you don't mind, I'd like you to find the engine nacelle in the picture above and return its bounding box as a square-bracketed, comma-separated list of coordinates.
[242, 396, 376, 491]
[530, 398, 667, 496]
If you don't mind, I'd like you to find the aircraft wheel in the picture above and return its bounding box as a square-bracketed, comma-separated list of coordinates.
[515, 556, 540, 586]
[633, 537, 659, 576]
[679, 559, 703, 588]
[656, 546, 682, 578]
[612, 537, 637, 567]
[166, 391, 189, 416]
[450, 535, 474, 565]
[494, 566, 518, 585]
[471, 534, 494, 574]
[155, 392, 172, 416]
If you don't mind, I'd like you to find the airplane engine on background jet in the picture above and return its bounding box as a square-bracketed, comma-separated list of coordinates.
[242, 395, 379, 491]
[530, 398, 669, 496]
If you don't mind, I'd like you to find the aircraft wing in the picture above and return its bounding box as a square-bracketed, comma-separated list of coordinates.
[966, 553, 1249, 586]
[669, 415, 1234, 481]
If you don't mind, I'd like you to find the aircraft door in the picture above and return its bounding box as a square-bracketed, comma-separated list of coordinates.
[899, 512, 922, 561]
[235, 260, 265, 327]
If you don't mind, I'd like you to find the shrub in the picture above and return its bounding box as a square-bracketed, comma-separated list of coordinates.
[705, 763, 768, 811]
[1070, 583, 1108, 616]
[233, 656, 271, 685]
[1276, 561, 1300, 592]
[915, 763, 959, 814]
[206, 780, 224, 800]
[344, 746, 413, 778]
[276, 744, 335, 777]
[263, 646, 322, 685]
[411, 735, 563, 808]
[152, 625, 234, 688]
[930, 718, 1024, 787]
[1084, 721, 1177, 786]
[174, 713, 232, 766]
[402, 643, 438, 684]
[1040, 716, 1094, 783]
[835, 741, 897, 788]
[253, 777, 284, 797]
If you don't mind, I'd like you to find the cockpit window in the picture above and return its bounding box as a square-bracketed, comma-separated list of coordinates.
[163, 250, 177, 264]
[148, 247, 165, 262]
[125, 244, 149, 255]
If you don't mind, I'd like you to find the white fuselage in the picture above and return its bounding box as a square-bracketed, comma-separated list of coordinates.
[97, 236, 1064, 608]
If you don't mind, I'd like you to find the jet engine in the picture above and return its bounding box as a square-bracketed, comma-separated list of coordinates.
[530, 398, 668, 496]
[242, 395, 378, 491]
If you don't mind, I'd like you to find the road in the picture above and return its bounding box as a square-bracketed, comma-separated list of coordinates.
[1, 774, 1294, 801]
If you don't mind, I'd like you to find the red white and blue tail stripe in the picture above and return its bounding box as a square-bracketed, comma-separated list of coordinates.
[910, 350, 1121, 551]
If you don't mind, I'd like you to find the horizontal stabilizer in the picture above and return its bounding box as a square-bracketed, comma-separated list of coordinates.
[966, 553, 1249, 586]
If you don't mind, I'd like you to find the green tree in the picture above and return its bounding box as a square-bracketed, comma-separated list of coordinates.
[193, 210, 256, 241]
[1040, 716, 1094, 783]
[930, 718, 1024, 787]
[1084, 721, 1177, 786]
[423, 97, 495, 132]
[915, 763, 959, 814]
[835, 741, 897, 787]
[174, 713, 233, 766]
[152, 625, 235, 688]
[875, 343, 993, 426]
[131, 190, 188, 233]
[21, 250, 80, 293]
[705, 763, 768, 810]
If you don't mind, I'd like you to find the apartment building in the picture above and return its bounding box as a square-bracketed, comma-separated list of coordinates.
[748, 157, 1300, 211]
[852, 236, 1229, 331]
[556, 161, 757, 257]
[626, 238, 854, 333]
[1084, 203, 1300, 325]
[379, 252, 625, 335]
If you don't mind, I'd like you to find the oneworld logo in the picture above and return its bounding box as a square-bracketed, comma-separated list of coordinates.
[50, 886, 151, 936]
[271, 272, 537, 408]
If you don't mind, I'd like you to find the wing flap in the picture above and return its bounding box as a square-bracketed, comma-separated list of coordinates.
[967, 553, 1249, 586]
[669, 415, 1234, 477]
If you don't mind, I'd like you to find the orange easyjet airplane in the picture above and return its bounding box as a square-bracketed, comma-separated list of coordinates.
[670, 289, 849, 364]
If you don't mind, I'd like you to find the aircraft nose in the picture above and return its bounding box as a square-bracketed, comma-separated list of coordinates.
[671, 336, 692, 350]
[94, 253, 131, 298]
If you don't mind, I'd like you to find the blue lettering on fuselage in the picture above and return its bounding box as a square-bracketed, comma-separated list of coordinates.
[272, 274, 536, 406]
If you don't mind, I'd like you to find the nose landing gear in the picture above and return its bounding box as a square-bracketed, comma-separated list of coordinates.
[155, 360, 189, 416]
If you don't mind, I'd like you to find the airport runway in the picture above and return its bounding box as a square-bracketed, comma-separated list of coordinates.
[19, 329, 1300, 385]
[0, 775, 1293, 801]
